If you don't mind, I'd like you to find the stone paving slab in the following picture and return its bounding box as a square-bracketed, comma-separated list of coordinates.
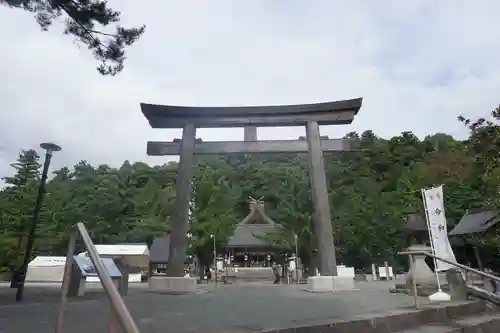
[0, 281, 431, 333]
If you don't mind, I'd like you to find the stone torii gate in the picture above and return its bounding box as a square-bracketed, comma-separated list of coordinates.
[140, 98, 363, 289]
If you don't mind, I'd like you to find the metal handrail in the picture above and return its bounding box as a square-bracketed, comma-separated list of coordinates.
[398, 250, 500, 309]
[54, 222, 140, 333]
[398, 251, 500, 284]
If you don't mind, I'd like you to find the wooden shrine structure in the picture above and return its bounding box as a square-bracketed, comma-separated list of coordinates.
[226, 197, 279, 267]
[448, 209, 500, 271]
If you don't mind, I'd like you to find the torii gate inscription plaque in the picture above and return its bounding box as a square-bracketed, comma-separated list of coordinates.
[141, 98, 363, 278]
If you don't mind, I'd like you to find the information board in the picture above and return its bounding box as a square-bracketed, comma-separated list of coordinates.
[73, 255, 122, 278]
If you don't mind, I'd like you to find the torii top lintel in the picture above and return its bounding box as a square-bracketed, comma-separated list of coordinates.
[140, 97, 363, 129]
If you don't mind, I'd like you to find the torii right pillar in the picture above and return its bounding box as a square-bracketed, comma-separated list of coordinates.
[305, 121, 337, 277]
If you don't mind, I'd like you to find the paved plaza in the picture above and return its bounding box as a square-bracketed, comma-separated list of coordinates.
[0, 280, 427, 333]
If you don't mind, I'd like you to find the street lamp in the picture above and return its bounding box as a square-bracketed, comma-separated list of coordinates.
[16, 142, 61, 301]
[210, 234, 217, 284]
[295, 234, 299, 284]
[185, 232, 193, 276]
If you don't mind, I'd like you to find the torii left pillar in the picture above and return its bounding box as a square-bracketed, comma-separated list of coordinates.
[166, 124, 196, 277]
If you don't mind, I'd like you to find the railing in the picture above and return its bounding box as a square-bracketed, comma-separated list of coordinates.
[54, 222, 141, 333]
[398, 250, 500, 309]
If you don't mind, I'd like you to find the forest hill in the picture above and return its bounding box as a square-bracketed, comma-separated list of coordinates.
[0, 111, 499, 277]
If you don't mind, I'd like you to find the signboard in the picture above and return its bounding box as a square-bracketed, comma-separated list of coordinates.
[73, 255, 122, 278]
[77, 244, 149, 268]
[93, 244, 149, 256]
[29, 256, 66, 267]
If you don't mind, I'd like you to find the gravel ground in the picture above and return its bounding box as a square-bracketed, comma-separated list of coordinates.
[0, 280, 428, 333]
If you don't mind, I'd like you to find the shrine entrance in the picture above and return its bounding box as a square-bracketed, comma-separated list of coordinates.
[140, 98, 363, 280]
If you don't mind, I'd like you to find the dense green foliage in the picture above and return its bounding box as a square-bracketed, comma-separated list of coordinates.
[1, 0, 144, 75]
[0, 112, 499, 275]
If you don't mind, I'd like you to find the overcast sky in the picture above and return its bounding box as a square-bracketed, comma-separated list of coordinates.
[1, 0, 500, 179]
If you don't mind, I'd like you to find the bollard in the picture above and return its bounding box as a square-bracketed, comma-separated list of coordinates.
[384, 261, 390, 281]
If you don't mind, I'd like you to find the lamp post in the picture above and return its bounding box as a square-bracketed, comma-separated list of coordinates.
[210, 234, 217, 284]
[186, 232, 194, 277]
[16, 142, 61, 301]
[295, 234, 299, 284]
[224, 254, 229, 283]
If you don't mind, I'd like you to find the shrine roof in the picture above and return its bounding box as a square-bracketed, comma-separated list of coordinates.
[227, 224, 277, 248]
[404, 213, 428, 231]
[448, 210, 499, 236]
[227, 200, 279, 247]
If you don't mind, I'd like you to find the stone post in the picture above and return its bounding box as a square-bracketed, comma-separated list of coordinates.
[305, 121, 337, 276]
[167, 124, 197, 277]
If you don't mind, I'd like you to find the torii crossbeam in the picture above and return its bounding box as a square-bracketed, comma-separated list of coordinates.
[147, 138, 357, 155]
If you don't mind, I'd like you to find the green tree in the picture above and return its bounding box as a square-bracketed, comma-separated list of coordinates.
[2, 113, 499, 277]
[0, 150, 40, 273]
[1, 0, 145, 75]
[458, 106, 500, 248]
[190, 157, 241, 266]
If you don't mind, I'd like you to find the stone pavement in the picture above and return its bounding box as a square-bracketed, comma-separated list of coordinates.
[0, 280, 429, 333]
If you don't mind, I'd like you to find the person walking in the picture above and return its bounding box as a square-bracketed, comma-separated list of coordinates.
[205, 266, 212, 282]
[272, 262, 281, 284]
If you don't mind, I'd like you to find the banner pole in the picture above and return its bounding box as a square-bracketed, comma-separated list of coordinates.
[421, 188, 443, 292]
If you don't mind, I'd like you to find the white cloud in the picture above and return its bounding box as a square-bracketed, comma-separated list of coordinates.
[1, 0, 499, 179]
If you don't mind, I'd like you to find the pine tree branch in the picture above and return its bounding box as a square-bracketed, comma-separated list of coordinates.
[1, 0, 145, 75]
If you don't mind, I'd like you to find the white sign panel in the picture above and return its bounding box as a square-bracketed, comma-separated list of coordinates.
[338, 266, 355, 278]
[93, 244, 149, 256]
[77, 244, 150, 268]
[378, 266, 394, 279]
[29, 256, 66, 267]
[422, 186, 457, 271]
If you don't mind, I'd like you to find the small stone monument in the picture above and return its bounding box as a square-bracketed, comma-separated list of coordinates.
[395, 213, 438, 296]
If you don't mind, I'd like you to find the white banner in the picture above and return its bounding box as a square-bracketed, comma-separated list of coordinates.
[422, 185, 457, 272]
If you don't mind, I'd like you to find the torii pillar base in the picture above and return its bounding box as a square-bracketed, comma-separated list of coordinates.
[149, 276, 197, 294]
[306, 276, 356, 292]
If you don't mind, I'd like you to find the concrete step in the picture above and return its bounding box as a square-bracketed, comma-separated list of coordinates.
[453, 313, 500, 333]
[396, 324, 452, 333]
[396, 313, 500, 333]
[262, 301, 489, 333]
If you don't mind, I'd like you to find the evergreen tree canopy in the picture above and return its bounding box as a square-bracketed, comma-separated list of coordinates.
[0, 111, 499, 275]
[1, 0, 145, 75]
